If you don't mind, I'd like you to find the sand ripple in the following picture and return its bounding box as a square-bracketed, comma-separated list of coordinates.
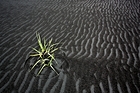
[0, 0, 140, 93]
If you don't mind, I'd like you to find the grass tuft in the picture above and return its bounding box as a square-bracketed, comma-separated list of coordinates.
[27, 32, 60, 76]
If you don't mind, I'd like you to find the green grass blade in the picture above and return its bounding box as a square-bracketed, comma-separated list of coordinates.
[48, 53, 58, 64]
[43, 39, 47, 50]
[48, 38, 53, 46]
[32, 47, 41, 53]
[50, 43, 59, 48]
[28, 32, 61, 76]
[30, 59, 41, 71]
[37, 64, 46, 76]
[30, 53, 40, 57]
[36, 32, 44, 52]
[50, 48, 58, 53]
[50, 65, 59, 75]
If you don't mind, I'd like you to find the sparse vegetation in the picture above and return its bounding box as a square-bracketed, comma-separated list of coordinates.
[26, 32, 60, 76]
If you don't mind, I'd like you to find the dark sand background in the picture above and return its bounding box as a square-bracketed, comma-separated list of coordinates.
[0, 0, 140, 93]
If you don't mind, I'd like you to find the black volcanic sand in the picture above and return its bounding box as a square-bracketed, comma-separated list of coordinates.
[0, 0, 140, 93]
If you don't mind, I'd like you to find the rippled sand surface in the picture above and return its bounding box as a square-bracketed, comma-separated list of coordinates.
[0, 0, 140, 93]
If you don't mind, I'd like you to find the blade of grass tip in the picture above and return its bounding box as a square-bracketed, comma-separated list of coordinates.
[50, 43, 59, 48]
[37, 64, 46, 76]
[30, 59, 41, 71]
[30, 54, 40, 57]
[48, 38, 53, 47]
[50, 65, 59, 75]
[36, 32, 44, 52]
[32, 47, 41, 53]
[50, 44, 58, 51]
[43, 38, 47, 50]
[29, 46, 33, 49]
[50, 48, 58, 53]
[45, 42, 48, 50]
[36, 32, 40, 44]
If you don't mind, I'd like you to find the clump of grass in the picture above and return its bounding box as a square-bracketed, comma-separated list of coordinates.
[27, 32, 60, 76]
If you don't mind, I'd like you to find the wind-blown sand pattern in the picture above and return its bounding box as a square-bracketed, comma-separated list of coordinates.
[0, 0, 140, 93]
